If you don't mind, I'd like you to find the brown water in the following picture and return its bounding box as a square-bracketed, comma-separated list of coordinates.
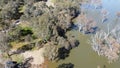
[48, 0, 120, 68]
[48, 30, 120, 68]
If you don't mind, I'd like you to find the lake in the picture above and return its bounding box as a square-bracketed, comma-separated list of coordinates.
[48, 0, 120, 68]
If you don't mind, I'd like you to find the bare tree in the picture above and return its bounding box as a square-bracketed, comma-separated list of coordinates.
[75, 13, 97, 34]
[90, 24, 120, 62]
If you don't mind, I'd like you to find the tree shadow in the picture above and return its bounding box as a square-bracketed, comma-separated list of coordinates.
[57, 47, 70, 61]
[57, 26, 67, 38]
[57, 63, 74, 68]
[85, 27, 99, 34]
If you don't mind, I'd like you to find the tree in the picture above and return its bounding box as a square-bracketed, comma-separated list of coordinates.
[75, 13, 97, 34]
[0, 1, 22, 20]
[0, 31, 11, 58]
[90, 24, 120, 62]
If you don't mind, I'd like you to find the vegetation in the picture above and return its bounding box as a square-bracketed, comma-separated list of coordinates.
[75, 13, 98, 34]
[0, 31, 11, 58]
[90, 25, 120, 62]
[1, 0, 119, 68]
[0, 0, 81, 68]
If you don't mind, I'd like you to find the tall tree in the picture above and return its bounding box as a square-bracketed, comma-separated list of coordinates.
[0, 31, 11, 58]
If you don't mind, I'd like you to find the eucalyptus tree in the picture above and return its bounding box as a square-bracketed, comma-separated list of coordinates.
[0, 1, 22, 20]
[0, 31, 11, 58]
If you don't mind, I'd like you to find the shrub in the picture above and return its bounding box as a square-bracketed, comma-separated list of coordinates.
[20, 27, 33, 36]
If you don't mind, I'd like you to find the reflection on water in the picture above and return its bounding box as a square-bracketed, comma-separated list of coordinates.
[81, 0, 120, 32]
[48, 30, 120, 68]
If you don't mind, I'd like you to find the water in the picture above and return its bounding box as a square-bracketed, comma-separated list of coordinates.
[48, 30, 120, 68]
[48, 0, 120, 68]
[81, 0, 120, 32]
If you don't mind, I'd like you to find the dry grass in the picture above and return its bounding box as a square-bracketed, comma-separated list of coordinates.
[11, 38, 42, 50]
[11, 42, 29, 49]
[11, 54, 24, 63]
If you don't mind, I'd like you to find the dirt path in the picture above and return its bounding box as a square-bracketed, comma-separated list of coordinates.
[22, 47, 45, 67]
